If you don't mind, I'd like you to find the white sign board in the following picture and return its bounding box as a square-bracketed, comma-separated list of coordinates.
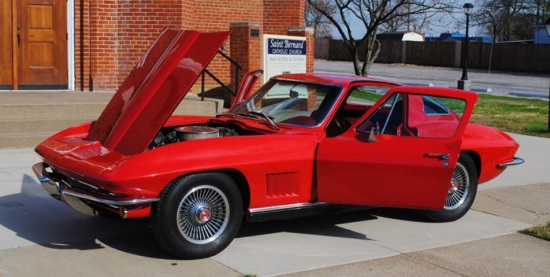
[261, 34, 307, 83]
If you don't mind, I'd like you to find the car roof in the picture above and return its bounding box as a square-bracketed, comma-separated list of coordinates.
[273, 73, 402, 87]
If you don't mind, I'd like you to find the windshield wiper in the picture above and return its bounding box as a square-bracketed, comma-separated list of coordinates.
[249, 111, 279, 130]
[235, 112, 259, 119]
[220, 111, 279, 130]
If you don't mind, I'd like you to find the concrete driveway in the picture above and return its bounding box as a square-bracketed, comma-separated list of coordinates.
[0, 133, 548, 276]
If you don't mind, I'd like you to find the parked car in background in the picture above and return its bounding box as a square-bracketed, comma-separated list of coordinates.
[32, 29, 523, 259]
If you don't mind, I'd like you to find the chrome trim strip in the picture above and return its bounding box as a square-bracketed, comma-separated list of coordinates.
[249, 202, 332, 214]
[62, 190, 160, 206]
[32, 162, 49, 180]
[33, 162, 61, 198]
[498, 157, 525, 167]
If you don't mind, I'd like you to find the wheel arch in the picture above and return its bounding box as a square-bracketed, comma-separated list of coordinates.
[219, 169, 251, 213]
[166, 168, 251, 213]
[461, 150, 481, 181]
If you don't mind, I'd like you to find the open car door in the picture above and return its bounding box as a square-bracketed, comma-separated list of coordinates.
[316, 86, 478, 209]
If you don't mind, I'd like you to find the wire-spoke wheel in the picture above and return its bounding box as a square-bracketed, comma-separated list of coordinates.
[445, 163, 470, 210]
[424, 153, 478, 222]
[152, 172, 243, 259]
[177, 185, 229, 244]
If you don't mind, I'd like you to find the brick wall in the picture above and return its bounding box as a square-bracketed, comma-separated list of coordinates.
[75, 0, 308, 91]
[263, 0, 305, 35]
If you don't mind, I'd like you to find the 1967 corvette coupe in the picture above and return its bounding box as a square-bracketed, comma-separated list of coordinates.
[33, 29, 523, 259]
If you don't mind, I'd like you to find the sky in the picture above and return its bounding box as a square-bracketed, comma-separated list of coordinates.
[330, 0, 483, 39]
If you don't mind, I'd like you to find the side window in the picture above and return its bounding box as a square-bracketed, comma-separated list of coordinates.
[346, 86, 389, 105]
[357, 93, 466, 138]
[409, 94, 465, 138]
[357, 93, 404, 135]
[423, 96, 450, 115]
[326, 85, 394, 138]
[338, 85, 393, 122]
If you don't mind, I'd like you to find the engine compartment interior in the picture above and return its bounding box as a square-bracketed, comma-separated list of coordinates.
[149, 121, 259, 149]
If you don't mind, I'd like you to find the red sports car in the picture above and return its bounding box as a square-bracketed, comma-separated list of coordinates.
[32, 29, 523, 259]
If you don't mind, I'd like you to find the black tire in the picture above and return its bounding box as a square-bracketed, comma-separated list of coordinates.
[424, 153, 478, 222]
[151, 172, 243, 259]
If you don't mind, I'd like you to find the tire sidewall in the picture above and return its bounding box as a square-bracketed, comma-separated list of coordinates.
[152, 172, 243, 259]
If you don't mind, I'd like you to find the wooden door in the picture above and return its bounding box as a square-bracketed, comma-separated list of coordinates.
[0, 0, 14, 89]
[17, 0, 67, 89]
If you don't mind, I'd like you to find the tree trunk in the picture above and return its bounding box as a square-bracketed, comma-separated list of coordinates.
[360, 35, 381, 76]
[352, 52, 362, 76]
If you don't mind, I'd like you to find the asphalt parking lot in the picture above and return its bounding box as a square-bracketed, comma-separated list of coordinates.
[1, 62, 549, 276]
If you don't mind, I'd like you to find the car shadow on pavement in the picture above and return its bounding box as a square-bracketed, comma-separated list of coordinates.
[369, 207, 434, 223]
[0, 175, 432, 260]
[0, 175, 169, 258]
[237, 210, 378, 241]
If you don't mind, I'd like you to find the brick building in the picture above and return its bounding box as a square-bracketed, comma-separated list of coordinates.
[0, 0, 314, 92]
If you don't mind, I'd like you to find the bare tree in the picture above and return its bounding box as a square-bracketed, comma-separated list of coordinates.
[307, 0, 454, 76]
[382, 3, 448, 33]
[522, 0, 549, 24]
[472, 0, 527, 42]
[305, 0, 337, 38]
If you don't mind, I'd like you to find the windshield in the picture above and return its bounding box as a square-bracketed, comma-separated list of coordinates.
[230, 79, 343, 127]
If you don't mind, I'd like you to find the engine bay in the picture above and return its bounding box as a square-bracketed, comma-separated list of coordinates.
[149, 122, 258, 149]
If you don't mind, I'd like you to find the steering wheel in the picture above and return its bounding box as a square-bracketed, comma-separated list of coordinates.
[327, 117, 352, 137]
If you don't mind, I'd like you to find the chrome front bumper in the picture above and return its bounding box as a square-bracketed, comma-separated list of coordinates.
[32, 162, 159, 218]
[497, 157, 525, 168]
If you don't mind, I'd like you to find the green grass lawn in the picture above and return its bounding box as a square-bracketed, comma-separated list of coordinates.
[520, 222, 550, 241]
[471, 94, 550, 138]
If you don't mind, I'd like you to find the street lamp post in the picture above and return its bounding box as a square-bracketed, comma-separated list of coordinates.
[545, 18, 550, 132]
[458, 3, 474, 91]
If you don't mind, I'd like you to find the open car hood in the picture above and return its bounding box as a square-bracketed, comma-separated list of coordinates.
[87, 29, 230, 155]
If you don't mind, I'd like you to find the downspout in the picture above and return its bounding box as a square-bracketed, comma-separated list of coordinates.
[88, 1, 93, 91]
[79, 0, 83, 91]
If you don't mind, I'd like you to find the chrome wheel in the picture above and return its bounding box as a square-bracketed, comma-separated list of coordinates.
[177, 185, 230, 244]
[444, 163, 470, 210]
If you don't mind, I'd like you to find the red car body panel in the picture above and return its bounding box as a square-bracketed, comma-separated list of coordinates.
[462, 123, 519, 183]
[33, 30, 521, 222]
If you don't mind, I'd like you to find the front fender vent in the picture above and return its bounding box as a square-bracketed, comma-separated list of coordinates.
[266, 172, 299, 198]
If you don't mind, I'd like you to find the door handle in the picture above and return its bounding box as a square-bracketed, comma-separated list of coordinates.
[425, 153, 450, 160]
